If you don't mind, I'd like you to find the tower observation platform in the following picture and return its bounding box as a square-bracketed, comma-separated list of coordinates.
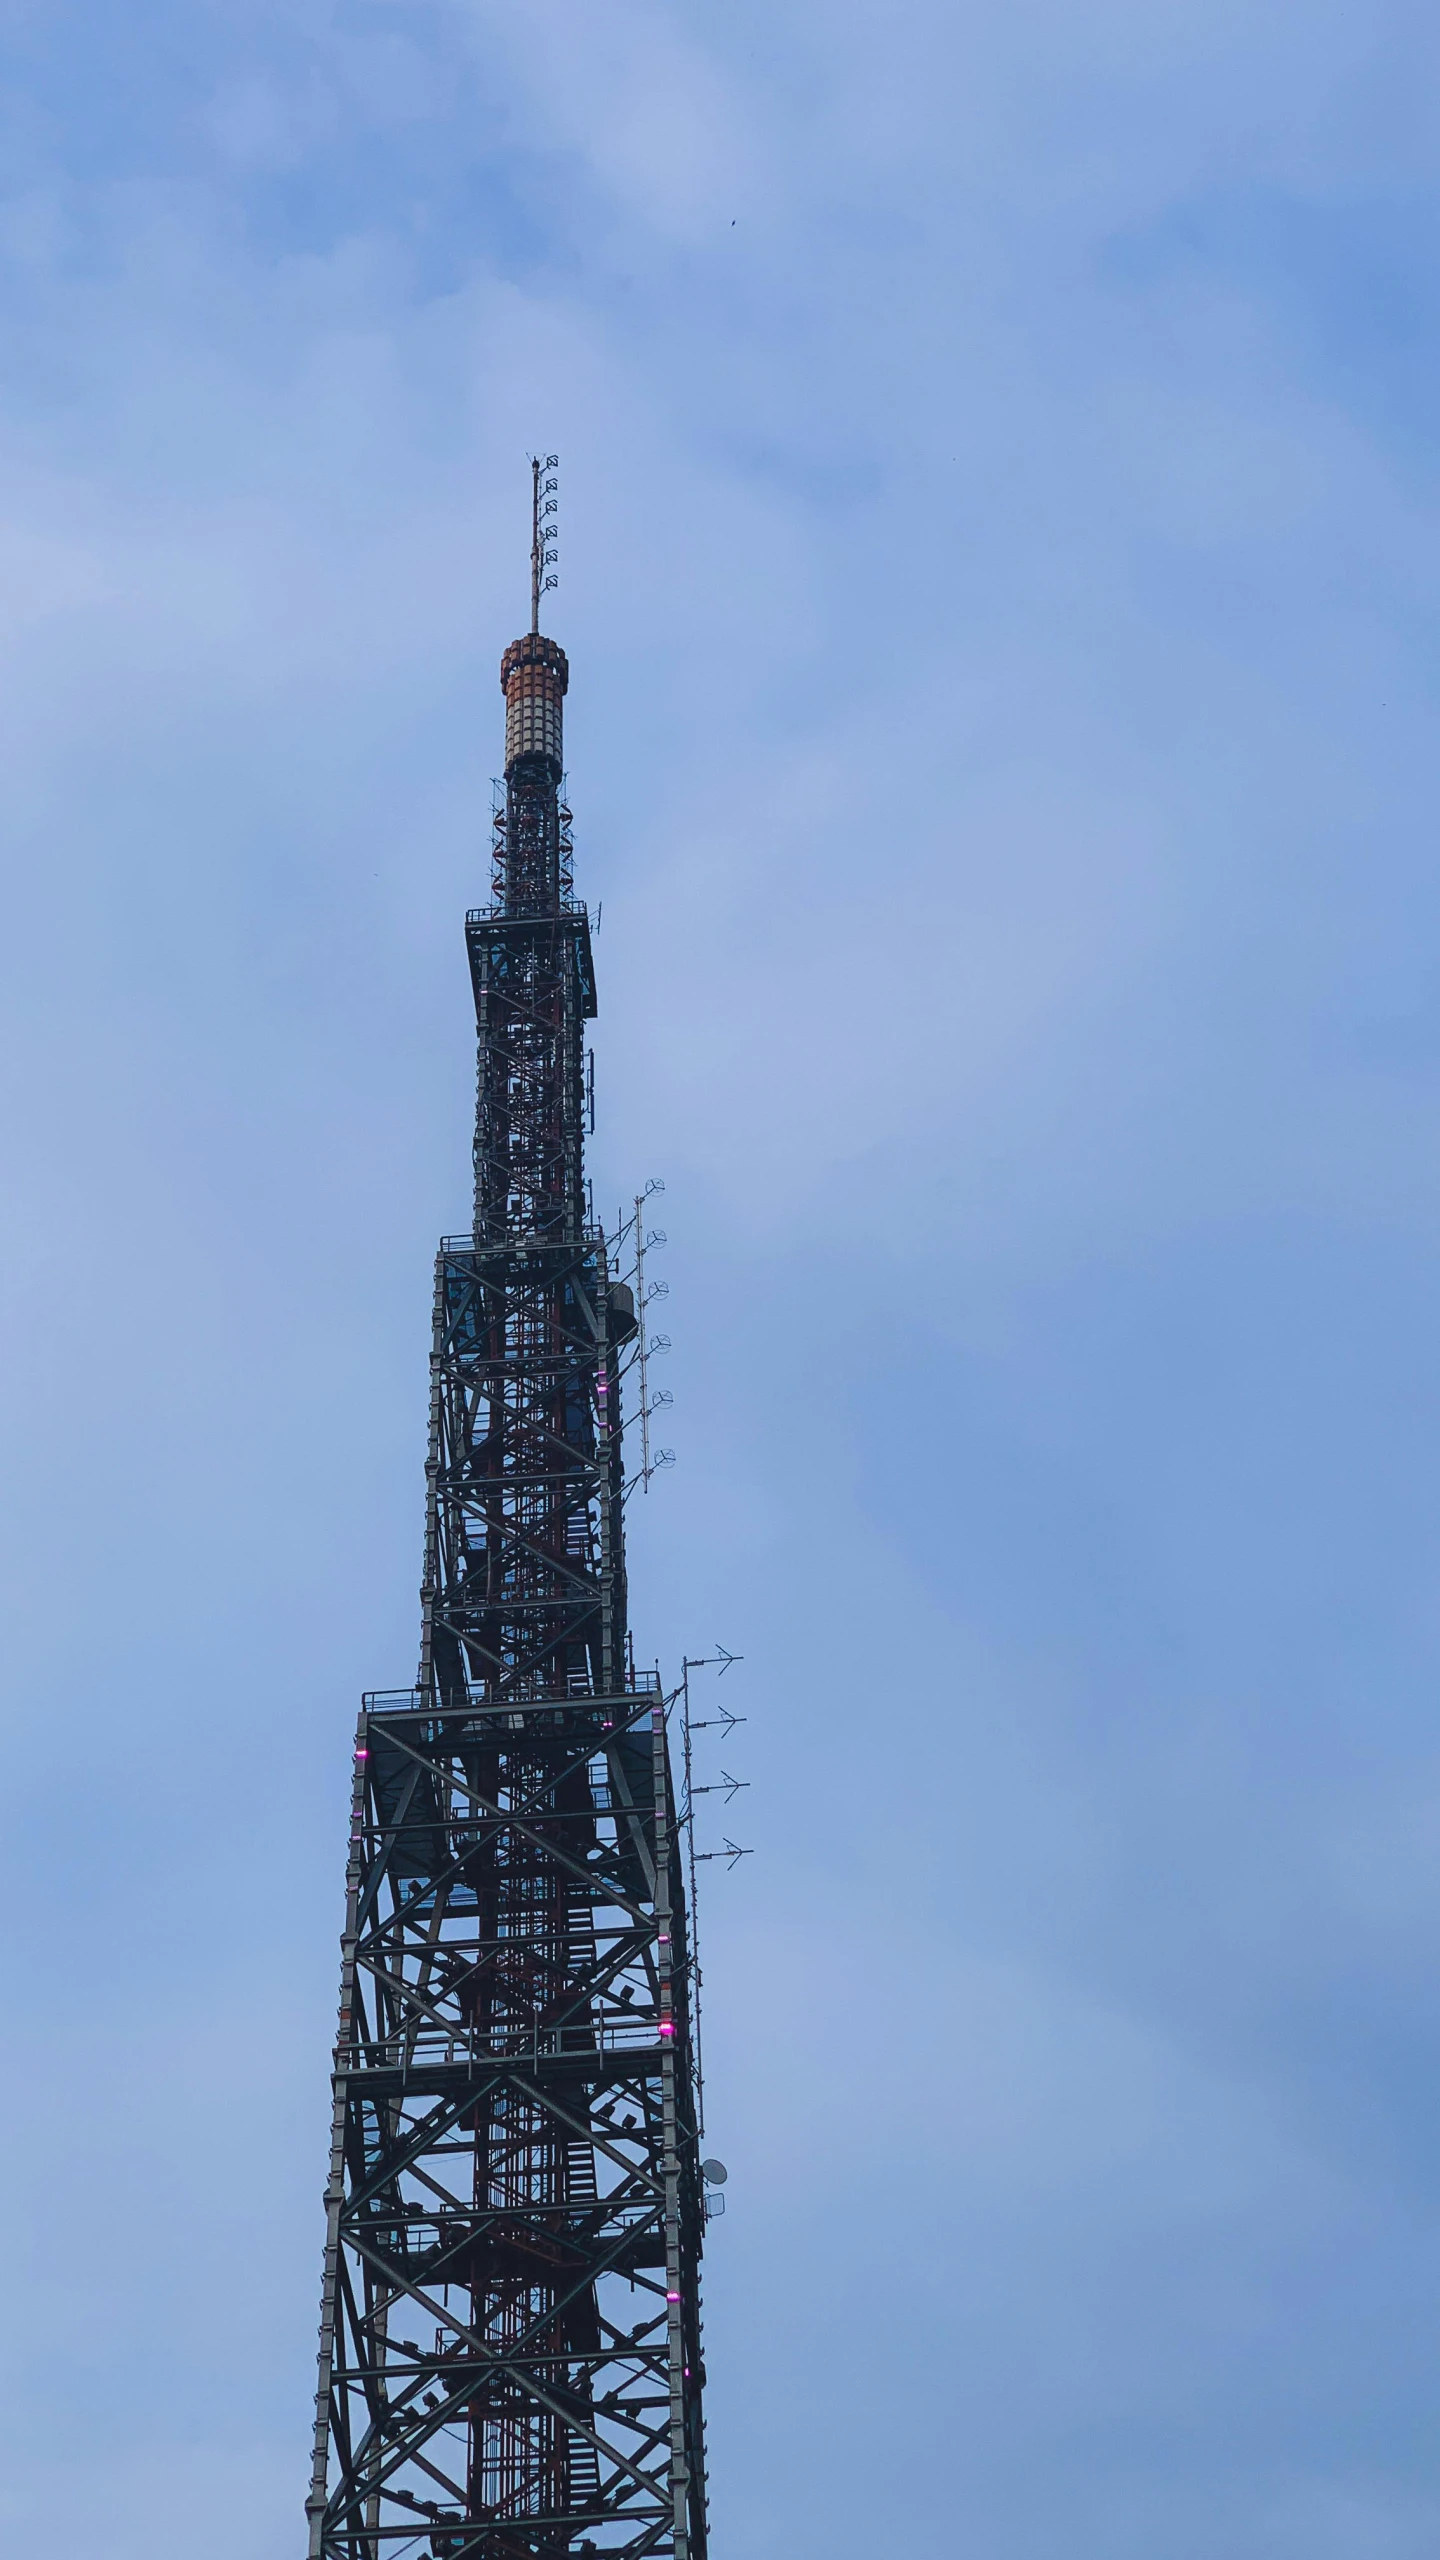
[306, 466, 710, 2560]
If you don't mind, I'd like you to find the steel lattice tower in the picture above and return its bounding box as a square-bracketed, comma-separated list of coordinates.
[307, 469, 709, 2560]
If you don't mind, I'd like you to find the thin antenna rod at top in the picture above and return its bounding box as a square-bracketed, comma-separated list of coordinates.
[530, 453, 559, 633]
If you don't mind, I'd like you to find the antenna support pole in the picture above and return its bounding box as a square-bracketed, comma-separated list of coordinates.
[530, 451, 559, 631]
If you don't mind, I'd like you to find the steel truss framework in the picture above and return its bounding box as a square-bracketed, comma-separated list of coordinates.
[309, 619, 708, 2560]
[308, 1686, 705, 2560]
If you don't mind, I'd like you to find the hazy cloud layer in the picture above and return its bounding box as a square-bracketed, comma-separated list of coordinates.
[2, 4, 1440, 2553]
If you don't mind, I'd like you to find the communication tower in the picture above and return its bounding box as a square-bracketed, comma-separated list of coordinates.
[306, 462, 711, 2560]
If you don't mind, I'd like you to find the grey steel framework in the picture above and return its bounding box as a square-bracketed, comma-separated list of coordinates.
[307, 474, 708, 2560]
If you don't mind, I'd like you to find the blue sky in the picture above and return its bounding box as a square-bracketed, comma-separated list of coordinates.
[3, 2, 1440, 2552]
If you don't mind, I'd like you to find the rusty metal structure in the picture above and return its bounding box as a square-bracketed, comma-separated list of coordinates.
[307, 462, 709, 2560]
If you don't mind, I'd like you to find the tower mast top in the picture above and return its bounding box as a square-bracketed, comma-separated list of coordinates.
[530, 451, 558, 632]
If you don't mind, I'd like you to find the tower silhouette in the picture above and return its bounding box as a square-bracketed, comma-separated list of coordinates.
[307, 467, 709, 2560]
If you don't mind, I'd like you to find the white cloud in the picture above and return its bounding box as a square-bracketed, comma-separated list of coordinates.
[2, 3, 1440, 2553]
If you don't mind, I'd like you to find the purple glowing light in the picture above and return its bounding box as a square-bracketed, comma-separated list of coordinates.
[667, 2291, 681, 2303]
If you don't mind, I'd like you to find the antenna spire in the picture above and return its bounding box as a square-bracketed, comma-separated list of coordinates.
[530, 452, 559, 631]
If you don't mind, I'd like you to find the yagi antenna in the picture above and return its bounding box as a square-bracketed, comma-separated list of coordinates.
[530, 452, 559, 631]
